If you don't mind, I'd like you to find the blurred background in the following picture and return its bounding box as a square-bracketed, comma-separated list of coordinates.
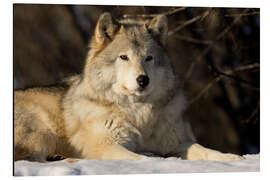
[14, 4, 260, 155]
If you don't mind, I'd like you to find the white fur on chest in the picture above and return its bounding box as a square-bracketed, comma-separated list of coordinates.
[116, 89, 187, 144]
[119, 101, 158, 133]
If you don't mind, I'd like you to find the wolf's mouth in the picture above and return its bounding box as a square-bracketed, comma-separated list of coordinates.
[121, 85, 134, 94]
[121, 85, 148, 96]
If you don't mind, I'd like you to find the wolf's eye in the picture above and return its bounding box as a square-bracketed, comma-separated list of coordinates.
[120, 55, 129, 61]
[145, 56, 153, 62]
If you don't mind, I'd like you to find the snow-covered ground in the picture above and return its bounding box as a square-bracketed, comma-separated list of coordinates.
[14, 154, 259, 176]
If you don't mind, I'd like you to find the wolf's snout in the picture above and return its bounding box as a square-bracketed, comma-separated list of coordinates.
[136, 75, 149, 89]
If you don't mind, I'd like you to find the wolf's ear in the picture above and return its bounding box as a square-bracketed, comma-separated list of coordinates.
[146, 15, 168, 46]
[94, 12, 119, 46]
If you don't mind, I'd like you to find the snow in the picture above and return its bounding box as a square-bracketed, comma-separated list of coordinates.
[14, 154, 259, 176]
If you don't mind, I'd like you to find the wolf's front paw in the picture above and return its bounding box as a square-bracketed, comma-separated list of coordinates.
[208, 152, 244, 161]
[222, 153, 244, 161]
[185, 143, 244, 161]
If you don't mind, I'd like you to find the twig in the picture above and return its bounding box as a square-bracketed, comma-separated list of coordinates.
[225, 11, 260, 17]
[163, 7, 187, 16]
[217, 71, 259, 89]
[175, 35, 212, 45]
[243, 104, 259, 124]
[188, 76, 221, 106]
[224, 63, 260, 74]
[168, 10, 211, 36]
[183, 46, 213, 85]
[217, 63, 260, 89]
[123, 7, 187, 18]
[184, 8, 250, 83]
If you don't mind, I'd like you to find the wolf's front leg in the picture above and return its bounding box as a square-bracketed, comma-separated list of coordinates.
[82, 138, 146, 160]
[179, 142, 243, 161]
[97, 143, 146, 160]
[58, 143, 145, 163]
[69, 123, 146, 160]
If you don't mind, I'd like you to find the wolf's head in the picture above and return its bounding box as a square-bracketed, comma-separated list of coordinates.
[84, 13, 177, 104]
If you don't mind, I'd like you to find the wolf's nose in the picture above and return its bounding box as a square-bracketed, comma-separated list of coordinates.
[136, 75, 149, 89]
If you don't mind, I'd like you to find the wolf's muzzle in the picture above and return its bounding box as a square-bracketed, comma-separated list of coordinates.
[136, 75, 149, 89]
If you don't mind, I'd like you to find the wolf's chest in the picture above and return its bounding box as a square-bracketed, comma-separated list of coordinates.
[118, 103, 163, 139]
[128, 102, 158, 122]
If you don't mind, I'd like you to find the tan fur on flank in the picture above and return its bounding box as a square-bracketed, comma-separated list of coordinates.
[14, 13, 243, 162]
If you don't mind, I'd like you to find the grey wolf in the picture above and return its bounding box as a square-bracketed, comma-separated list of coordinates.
[14, 12, 243, 162]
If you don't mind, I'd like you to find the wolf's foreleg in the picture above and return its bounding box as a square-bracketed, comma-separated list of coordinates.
[97, 143, 146, 160]
[178, 142, 243, 161]
[70, 121, 146, 160]
[81, 137, 146, 160]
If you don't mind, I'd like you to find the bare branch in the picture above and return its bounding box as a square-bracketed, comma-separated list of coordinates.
[184, 8, 250, 83]
[188, 76, 221, 107]
[242, 104, 259, 124]
[122, 7, 187, 18]
[218, 71, 259, 89]
[217, 63, 260, 89]
[224, 63, 260, 74]
[175, 35, 212, 45]
[168, 10, 211, 36]
[183, 45, 213, 84]
[225, 11, 260, 17]
[187, 63, 260, 107]
[163, 7, 187, 16]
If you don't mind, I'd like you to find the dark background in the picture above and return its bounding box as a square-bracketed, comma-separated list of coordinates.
[14, 4, 260, 155]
